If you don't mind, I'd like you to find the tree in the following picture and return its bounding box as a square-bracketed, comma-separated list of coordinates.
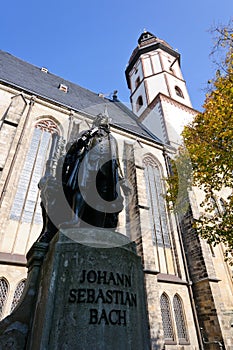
[167, 21, 233, 255]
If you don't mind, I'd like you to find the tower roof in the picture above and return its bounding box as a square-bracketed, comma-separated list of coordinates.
[137, 30, 173, 50]
[125, 31, 180, 88]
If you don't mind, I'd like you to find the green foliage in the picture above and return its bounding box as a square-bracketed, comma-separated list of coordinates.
[167, 22, 233, 257]
[194, 195, 233, 251]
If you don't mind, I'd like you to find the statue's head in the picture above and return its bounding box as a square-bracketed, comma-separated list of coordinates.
[92, 113, 110, 128]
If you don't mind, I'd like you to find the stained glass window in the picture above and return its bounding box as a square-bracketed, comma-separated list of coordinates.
[144, 156, 171, 248]
[173, 294, 189, 342]
[10, 279, 26, 313]
[0, 278, 9, 320]
[35, 119, 59, 134]
[160, 293, 175, 341]
[10, 119, 59, 225]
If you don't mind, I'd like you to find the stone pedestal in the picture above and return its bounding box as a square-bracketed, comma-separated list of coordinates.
[0, 242, 48, 350]
[27, 229, 150, 350]
[0, 229, 150, 349]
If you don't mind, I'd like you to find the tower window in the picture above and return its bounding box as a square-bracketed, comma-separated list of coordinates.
[175, 86, 184, 98]
[168, 59, 173, 72]
[135, 77, 140, 89]
[136, 95, 143, 112]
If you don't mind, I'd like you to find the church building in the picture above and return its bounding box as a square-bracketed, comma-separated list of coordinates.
[0, 31, 232, 349]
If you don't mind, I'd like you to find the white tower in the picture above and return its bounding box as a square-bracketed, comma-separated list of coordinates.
[125, 31, 197, 147]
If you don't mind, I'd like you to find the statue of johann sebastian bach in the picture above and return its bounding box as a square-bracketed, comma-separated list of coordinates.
[62, 113, 129, 229]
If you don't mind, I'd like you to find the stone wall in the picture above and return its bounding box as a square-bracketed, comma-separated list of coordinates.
[180, 207, 233, 349]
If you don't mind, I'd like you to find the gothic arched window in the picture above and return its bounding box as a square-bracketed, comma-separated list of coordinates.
[0, 278, 9, 320]
[136, 95, 143, 112]
[10, 119, 59, 225]
[160, 293, 175, 342]
[173, 294, 189, 343]
[175, 86, 184, 98]
[35, 119, 59, 134]
[143, 156, 171, 248]
[10, 279, 26, 313]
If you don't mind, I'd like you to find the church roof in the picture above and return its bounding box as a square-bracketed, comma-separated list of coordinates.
[0, 50, 163, 144]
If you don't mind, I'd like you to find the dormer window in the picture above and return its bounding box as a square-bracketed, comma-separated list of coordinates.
[175, 86, 184, 98]
[40, 67, 48, 73]
[59, 84, 68, 93]
[136, 95, 143, 112]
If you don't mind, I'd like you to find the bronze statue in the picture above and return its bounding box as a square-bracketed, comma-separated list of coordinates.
[62, 113, 126, 229]
[38, 113, 129, 242]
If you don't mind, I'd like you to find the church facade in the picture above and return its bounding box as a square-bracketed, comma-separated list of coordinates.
[0, 31, 232, 349]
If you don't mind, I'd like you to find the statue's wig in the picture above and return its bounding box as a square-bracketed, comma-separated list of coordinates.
[92, 113, 110, 128]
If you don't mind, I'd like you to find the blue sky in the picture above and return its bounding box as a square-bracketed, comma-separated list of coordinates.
[0, 0, 232, 111]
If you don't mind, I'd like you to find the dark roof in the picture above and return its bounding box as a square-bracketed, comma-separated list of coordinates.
[0, 50, 163, 144]
[137, 31, 173, 50]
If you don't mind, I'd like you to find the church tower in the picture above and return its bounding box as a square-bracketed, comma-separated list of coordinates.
[125, 31, 197, 147]
[125, 31, 233, 349]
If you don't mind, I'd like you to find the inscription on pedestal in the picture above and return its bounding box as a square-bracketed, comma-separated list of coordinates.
[68, 269, 137, 326]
